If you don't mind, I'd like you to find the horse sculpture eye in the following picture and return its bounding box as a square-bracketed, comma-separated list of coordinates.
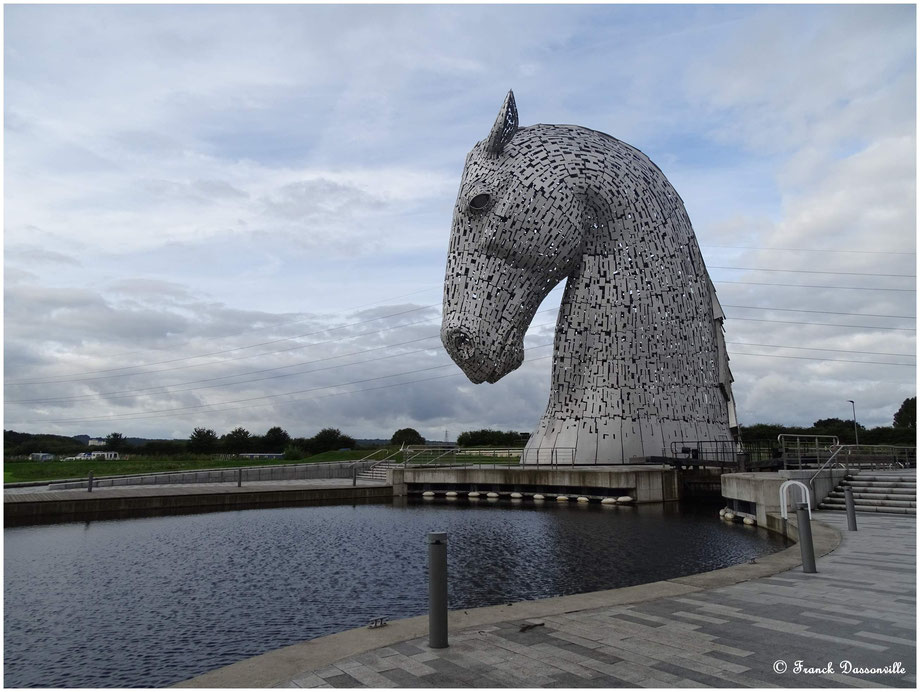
[468, 193, 492, 212]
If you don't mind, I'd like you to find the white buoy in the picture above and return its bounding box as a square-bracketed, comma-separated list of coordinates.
[487, 492, 499, 498]
[510, 492, 523, 499]
[468, 491, 480, 498]
[422, 491, 435, 497]
[577, 496, 590, 503]
[445, 491, 457, 497]
[556, 495, 569, 502]
[616, 496, 634, 503]
[533, 494, 545, 500]
[743, 517, 756, 526]
[601, 497, 617, 505]
[718, 508, 727, 517]
[724, 511, 735, 521]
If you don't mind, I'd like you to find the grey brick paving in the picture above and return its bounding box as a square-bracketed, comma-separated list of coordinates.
[284, 512, 914, 687]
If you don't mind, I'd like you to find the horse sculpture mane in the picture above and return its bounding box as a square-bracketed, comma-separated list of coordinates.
[441, 91, 737, 464]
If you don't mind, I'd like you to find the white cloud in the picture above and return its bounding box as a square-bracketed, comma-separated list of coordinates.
[4, 4, 915, 439]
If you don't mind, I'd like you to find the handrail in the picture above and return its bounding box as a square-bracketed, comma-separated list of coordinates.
[352, 447, 402, 473]
[808, 444, 846, 486]
[779, 479, 812, 520]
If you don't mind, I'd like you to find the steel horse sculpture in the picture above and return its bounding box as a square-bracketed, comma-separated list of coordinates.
[441, 91, 737, 465]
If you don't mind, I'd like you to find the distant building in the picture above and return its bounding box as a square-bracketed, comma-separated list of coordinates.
[87, 438, 106, 447]
[90, 451, 119, 460]
[30, 452, 54, 462]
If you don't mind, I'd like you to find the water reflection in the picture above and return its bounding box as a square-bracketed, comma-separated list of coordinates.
[4, 498, 787, 688]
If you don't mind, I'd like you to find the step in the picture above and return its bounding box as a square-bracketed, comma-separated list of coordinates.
[834, 487, 916, 496]
[846, 475, 915, 481]
[818, 502, 917, 515]
[823, 495, 916, 506]
[827, 493, 916, 503]
[843, 481, 916, 490]
[822, 497, 915, 509]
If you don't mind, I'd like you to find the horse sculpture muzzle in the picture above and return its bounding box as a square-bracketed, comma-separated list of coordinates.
[441, 320, 525, 384]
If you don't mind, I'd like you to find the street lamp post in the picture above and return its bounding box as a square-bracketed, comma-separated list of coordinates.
[847, 400, 859, 446]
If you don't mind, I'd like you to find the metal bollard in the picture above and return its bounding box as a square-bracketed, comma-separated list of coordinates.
[87, 471, 94, 493]
[238, 468, 243, 488]
[844, 486, 857, 531]
[795, 502, 817, 573]
[427, 532, 449, 649]
[352, 465, 357, 487]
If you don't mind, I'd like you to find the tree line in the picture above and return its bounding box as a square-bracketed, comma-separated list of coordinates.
[4, 397, 915, 459]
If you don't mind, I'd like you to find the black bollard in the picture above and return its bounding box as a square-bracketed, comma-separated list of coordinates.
[844, 486, 858, 531]
[87, 471, 94, 493]
[428, 532, 448, 648]
[238, 467, 243, 488]
[795, 502, 817, 573]
[353, 465, 357, 487]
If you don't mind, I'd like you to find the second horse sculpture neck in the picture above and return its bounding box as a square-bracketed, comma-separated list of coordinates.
[441, 91, 737, 465]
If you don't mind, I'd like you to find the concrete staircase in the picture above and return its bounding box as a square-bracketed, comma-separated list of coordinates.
[819, 471, 916, 515]
[356, 461, 403, 482]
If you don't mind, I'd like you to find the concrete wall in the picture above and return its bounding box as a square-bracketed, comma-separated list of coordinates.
[47, 460, 380, 491]
[388, 466, 678, 503]
[6, 485, 393, 524]
[721, 469, 849, 525]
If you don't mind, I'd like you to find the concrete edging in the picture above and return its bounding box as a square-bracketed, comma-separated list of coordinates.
[175, 512, 840, 688]
[5, 486, 392, 523]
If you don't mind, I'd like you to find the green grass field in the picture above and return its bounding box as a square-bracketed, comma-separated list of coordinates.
[3, 448, 523, 484]
[3, 449, 382, 484]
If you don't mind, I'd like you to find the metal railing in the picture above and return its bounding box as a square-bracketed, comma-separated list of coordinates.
[519, 447, 576, 466]
[352, 447, 404, 477]
[47, 458, 382, 491]
[391, 446, 576, 469]
[778, 434, 840, 470]
[669, 440, 739, 468]
[455, 448, 524, 459]
[807, 445, 846, 486]
[807, 444, 916, 485]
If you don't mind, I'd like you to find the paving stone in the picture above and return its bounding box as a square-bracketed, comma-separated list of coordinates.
[290, 672, 326, 688]
[321, 674, 361, 688]
[377, 668, 427, 688]
[278, 513, 915, 689]
[389, 642, 425, 656]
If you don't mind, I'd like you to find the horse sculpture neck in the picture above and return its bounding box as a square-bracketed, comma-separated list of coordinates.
[442, 93, 736, 465]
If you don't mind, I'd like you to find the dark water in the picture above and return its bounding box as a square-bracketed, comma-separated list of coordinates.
[4, 498, 787, 687]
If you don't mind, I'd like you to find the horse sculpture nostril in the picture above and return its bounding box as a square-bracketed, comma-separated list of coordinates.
[448, 330, 476, 361]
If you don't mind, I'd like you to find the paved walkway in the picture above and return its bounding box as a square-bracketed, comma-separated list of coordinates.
[276, 512, 914, 688]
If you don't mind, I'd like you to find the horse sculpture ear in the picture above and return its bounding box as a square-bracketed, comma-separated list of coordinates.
[485, 90, 518, 155]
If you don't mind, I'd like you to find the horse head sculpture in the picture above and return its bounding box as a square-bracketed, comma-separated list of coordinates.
[441, 91, 737, 464]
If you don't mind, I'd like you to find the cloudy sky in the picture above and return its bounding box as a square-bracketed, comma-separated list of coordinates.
[4, 3, 916, 442]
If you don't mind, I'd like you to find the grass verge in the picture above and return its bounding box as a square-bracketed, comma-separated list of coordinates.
[3, 449, 384, 484]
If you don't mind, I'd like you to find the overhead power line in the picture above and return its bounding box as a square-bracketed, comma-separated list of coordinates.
[3, 314, 443, 386]
[711, 266, 915, 278]
[723, 305, 915, 320]
[7, 350, 559, 425]
[9, 341, 913, 427]
[6, 269, 914, 387]
[728, 351, 916, 367]
[724, 342, 915, 358]
[715, 280, 915, 293]
[702, 244, 915, 256]
[729, 317, 915, 332]
[7, 320, 561, 404]
[3, 303, 441, 384]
